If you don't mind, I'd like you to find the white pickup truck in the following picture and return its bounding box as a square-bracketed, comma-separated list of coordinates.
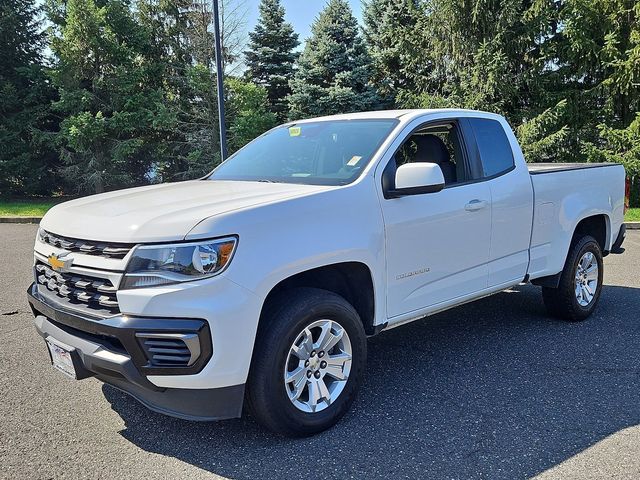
[28, 109, 627, 436]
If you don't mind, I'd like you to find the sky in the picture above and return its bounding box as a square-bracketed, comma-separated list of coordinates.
[243, 0, 363, 46]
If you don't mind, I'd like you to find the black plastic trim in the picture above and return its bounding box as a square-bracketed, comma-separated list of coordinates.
[104, 382, 245, 421]
[27, 283, 212, 376]
[386, 183, 445, 198]
[34, 312, 244, 420]
[611, 223, 626, 254]
[531, 272, 562, 288]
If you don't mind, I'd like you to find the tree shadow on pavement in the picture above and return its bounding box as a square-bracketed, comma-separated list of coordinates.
[104, 283, 640, 480]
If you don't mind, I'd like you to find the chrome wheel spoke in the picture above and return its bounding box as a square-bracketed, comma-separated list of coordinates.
[574, 251, 599, 307]
[291, 328, 313, 359]
[584, 283, 593, 296]
[324, 352, 351, 380]
[317, 378, 331, 404]
[286, 367, 307, 401]
[283, 319, 352, 413]
[315, 322, 343, 353]
[308, 379, 322, 411]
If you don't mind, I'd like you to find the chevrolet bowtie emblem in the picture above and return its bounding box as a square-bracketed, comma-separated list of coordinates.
[47, 252, 73, 272]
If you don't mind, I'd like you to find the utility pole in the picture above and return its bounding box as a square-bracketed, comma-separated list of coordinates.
[212, 0, 228, 161]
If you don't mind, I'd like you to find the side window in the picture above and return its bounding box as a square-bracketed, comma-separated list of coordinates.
[392, 122, 469, 186]
[468, 118, 514, 177]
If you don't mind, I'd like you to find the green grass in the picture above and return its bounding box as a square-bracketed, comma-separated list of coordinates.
[0, 199, 58, 217]
[626, 208, 640, 222]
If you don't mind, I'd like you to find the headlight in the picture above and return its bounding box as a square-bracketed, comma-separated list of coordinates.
[121, 237, 237, 289]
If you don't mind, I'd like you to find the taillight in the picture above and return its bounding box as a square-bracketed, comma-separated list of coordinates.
[624, 176, 631, 214]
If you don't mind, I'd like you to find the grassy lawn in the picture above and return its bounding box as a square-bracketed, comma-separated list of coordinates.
[626, 208, 640, 222]
[0, 199, 58, 217]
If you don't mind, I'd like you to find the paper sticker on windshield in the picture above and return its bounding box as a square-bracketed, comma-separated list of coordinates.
[347, 155, 362, 166]
[289, 126, 301, 137]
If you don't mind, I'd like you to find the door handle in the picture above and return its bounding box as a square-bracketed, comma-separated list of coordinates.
[465, 199, 488, 211]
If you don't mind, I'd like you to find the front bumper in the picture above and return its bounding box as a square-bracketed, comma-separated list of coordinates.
[28, 283, 244, 421]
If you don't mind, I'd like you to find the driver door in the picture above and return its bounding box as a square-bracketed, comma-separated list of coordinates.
[379, 120, 492, 318]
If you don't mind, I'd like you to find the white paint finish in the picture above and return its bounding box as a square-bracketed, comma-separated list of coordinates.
[380, 181, 492, 318]
[39, 180, 330, 243]
[486, 122, 535, 286]
[119, 276, 263, 389]
[527, 165, 625, 280]
[33, 108, 627, 392]
[187, 179, 388, 328]
[395, 162, 445, 189]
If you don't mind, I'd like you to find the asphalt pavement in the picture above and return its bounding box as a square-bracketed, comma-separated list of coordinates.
[1, 224, 639, 479]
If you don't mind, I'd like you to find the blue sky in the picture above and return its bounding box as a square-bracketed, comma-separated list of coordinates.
[244, 0, 363, 46]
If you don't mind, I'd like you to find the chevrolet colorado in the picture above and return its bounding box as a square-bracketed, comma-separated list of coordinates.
[28, 109, 627, 436]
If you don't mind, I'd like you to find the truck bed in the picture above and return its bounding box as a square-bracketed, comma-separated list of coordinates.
[527, 162, 625, 281]
[528, 163, 620, 174]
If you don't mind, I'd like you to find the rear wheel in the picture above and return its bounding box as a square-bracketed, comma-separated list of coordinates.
[542, 235, 604, 321]
[246, 288, 367, 436]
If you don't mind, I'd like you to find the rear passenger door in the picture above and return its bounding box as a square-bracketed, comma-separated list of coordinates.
[467, 117, 534, 288]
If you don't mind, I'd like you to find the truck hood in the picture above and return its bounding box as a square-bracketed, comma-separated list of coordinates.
[40, 180, 329, 243]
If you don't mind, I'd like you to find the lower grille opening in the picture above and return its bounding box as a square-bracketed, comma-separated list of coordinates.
[136, 332, 201, 368]
[47, 317, 127, 355]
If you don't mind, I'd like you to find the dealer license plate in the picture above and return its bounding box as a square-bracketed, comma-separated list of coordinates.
[46, 340, 77, 379]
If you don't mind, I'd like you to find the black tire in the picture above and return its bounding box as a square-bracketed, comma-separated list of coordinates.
[542, 234, 604, 321]
[246, 287, 367, 437]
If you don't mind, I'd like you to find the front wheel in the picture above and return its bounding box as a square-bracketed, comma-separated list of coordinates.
[246, 288, 367, 436]
[542, 235, 604, 321]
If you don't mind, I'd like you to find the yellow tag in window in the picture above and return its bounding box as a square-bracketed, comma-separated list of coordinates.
[289, 126, 301, 137]
[347, 155, 362, 166]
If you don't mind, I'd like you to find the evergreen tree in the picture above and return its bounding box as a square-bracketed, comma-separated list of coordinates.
[244, 0, 299, 121]
[288, 0, 380, 119]
[560, 0, 640, 164]
[48, 0, 177, 193]
[0, 0, 59, 195]
[387, 0, 569, 162]
[136, 0, 216, 182]
[363, 0, 423, 102]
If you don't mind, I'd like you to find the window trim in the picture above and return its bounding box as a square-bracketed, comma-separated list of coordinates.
[381, 118, 479, 198]
[466, 117, 516, 179]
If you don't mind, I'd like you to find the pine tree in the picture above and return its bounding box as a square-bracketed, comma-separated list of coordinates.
[385, 0, 569, 163]
[288, 0, 380, 119]
[0, 0, 59, 195]
[244, 0, 299, 121]
[363, 0, 423, 102]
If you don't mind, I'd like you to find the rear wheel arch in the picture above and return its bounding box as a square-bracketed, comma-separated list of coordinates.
[572, 214, 610, 253]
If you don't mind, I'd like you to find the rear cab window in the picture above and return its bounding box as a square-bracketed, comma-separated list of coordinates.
[468, 118, 515, 178]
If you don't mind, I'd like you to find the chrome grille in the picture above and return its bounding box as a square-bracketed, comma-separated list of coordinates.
[35, 261, 119, 313]
[40, 229, 133, 259]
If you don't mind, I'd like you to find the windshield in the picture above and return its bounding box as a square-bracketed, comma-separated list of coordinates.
[209, 119, 398, 186]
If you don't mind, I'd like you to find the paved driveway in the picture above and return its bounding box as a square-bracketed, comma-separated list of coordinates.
[1, 224, 639, 479]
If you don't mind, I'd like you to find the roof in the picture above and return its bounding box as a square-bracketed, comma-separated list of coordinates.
[288, 108, 502, 124]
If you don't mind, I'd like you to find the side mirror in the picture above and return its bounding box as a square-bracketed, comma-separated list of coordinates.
[389, 163, 445, 197]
